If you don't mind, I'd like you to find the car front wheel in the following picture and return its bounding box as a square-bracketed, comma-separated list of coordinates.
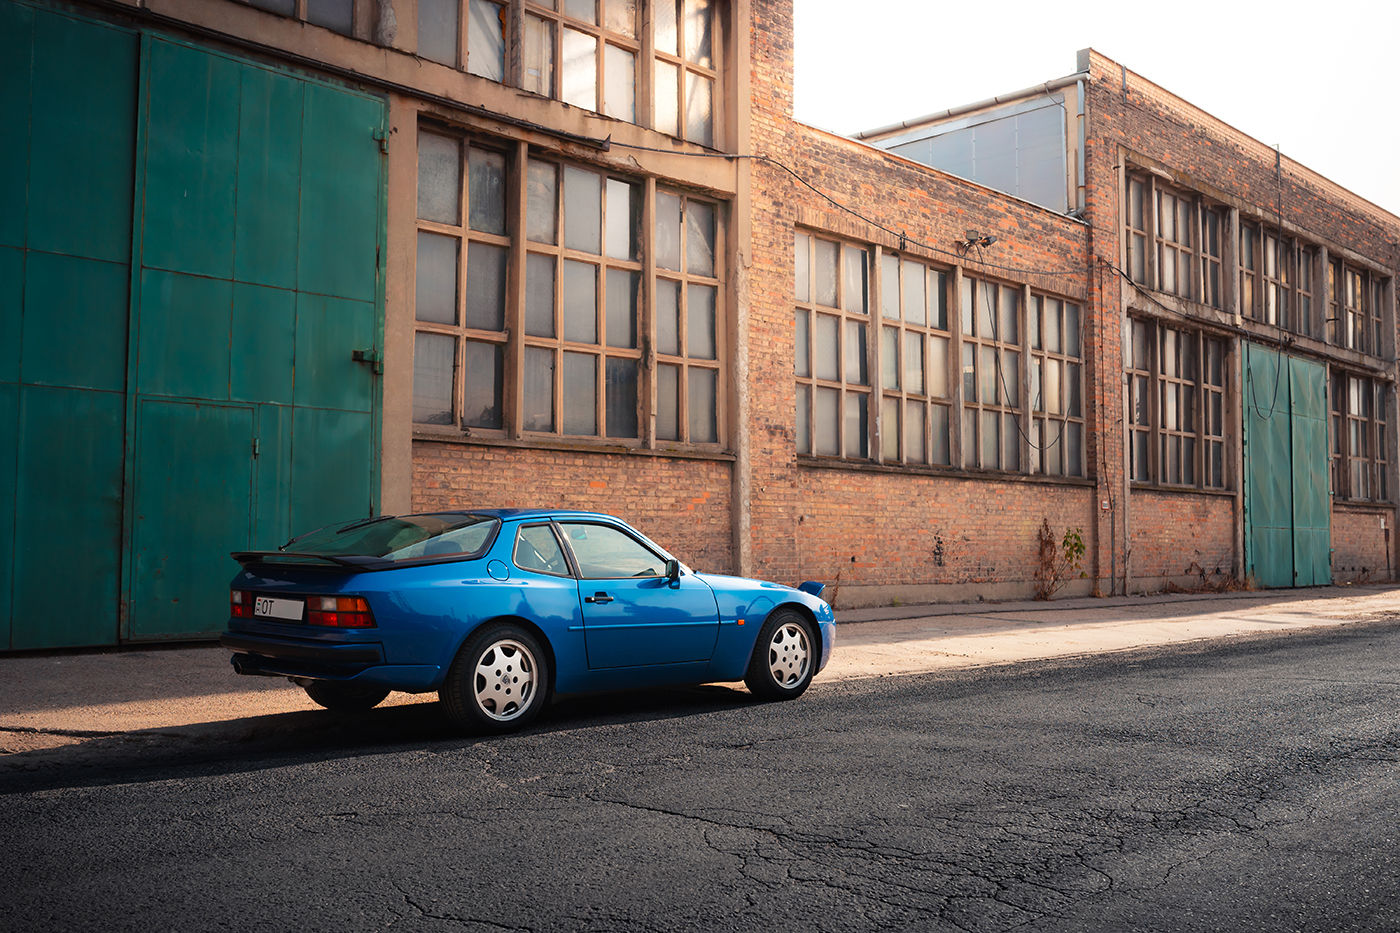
[441, 623, 551, 733]
[744, 609, 817, 700]
[302, 681, 391, 712]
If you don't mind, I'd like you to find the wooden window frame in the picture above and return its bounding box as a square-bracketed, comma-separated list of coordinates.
[794, 231, 872, 460]
[1127, 318, 1229, 490]
[876, 253, 952, 467]
[1331, 371, 1391, 503]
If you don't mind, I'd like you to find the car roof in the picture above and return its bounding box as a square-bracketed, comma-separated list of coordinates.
[428, 508, 620, 522]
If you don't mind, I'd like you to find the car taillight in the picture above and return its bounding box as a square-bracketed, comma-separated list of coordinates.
[230, 590, 253, 618]
[306, 596, 375, 628]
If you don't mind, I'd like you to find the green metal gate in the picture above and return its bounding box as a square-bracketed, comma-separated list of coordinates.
[1, 2, 386, 649]
[1243, 343, 1331, 587]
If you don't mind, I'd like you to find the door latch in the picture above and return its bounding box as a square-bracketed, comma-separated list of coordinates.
[352, 348, 383, 375]
[584, 592, 614, 604]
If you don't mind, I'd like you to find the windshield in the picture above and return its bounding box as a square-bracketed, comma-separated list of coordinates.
[285, 513, 499, 562]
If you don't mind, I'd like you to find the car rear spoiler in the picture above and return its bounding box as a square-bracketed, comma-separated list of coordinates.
[231, 551, 379, 569]
[797, 580, 826, 600]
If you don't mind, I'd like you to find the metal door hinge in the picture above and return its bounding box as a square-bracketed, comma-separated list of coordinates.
[252, 437, 261, 458]
[353, 348, 384, 375]
[373, 128, 389, 153]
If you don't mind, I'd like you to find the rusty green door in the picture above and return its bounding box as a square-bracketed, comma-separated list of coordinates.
[1243, 343, 1331, 587]
[124, 36, 386, 640]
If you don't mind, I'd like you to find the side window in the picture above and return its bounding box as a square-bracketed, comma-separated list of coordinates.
[560, 523, 665, 578]
[513, 524, 570, 576]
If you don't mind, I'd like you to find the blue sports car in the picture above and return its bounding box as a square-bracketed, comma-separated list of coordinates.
[221, 510, 835, 733]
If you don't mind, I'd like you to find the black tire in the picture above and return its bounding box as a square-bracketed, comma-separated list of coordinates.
[744, 608, 818, 700]
[303, 681, 391, 712]
[440, 622, 551, 734]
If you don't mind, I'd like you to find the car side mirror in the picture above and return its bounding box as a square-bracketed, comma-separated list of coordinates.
[664, 558, 680, 582]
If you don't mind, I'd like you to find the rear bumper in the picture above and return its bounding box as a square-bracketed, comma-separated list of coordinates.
[221, 632, 442, 691]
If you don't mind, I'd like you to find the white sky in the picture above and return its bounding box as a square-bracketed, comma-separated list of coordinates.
[794, 0, 1400, 218]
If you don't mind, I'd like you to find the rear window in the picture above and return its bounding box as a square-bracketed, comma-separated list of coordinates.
[285, 513, 499, 562]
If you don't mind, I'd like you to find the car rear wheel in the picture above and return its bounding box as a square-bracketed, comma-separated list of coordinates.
[302, 681, 391, 712]
[744, 609, 817, 700]
[441, 623, 551, 733]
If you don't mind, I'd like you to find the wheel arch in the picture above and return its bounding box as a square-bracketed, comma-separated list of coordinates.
[765, 601, 823, 670]
[452, 614, 559, 692]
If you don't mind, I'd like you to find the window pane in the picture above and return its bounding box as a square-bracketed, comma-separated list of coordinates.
[658, 279, 681, 356]
[417, 131, 460, 223]
[928, 336, 948, 398]
[961, 342, 975, 400]
[1002, 350, 1019, 406]
[688, 367, 717, 443]
[685, 72, 713, 147]
[247, 0, 296, 13]
[562, 260, 598, 343]
[879, 254, 899, 319]
[413, 332, 454, 424]
[523, 347, 555, 431]
[563, 166, 602, 253]
[467, 0, 506, 80]
[656, 192, 682, 271]
[1044, 358, 1061, 414]
[795, 308, 811, 377]
[881, 326, 899, 390]
[603, 0, 636, 36]
[962, 408, 976, 466]
[880, 396, 900, 460]
[306, 0, 353, 34]
[686, 201, 716, 276]
[603, 44, 635, 121]
[960, 276, 974, 335]
[999, 287, 1018, 343]
[1044, 299, 1060, 353]
[525, 252, 556, 337]
[515, 525, 568, 576]
[843, 246, 867, 313]
[1065, 303, 1081, 356]
[605, 357, 638, 438]
[794, 231, 810, 301]
[796, 384, 811, 453]
[522, 15, 554, 96]
[815, 239, 838, 307]
[903, 331, 923, 395]
[931, 404, 950, 465]
[657, 362, 680, 441]
[683, 0, 713, 67]
[687, 284, 717, 359]
[417, 0, 456, 65]
[462, 340, 503, 428]
[465, 242, 507, 331]
[467, 148, 507, 235]
[978, 345, 996, 403]
[655, 0, 678, 54]
[845, 321, 867, 385]
[844, 393, 868, 458]
[606, 269, 638, 348]
[1067, 363, 1081, 418]
[563, 352, 597, 434]
[526, 159, 557, 244]
[814, 314, 839, 381]
[904, 400, 925, 463]
[815, 387, 839, 456]
[1002, 414, 1020, 471]
[902, 259, 925, 325]
[564, 0, 596, 22]
[605, 178, 639, 260]
[930, 271, 947, 329]
[980, 410, 997, 467]
[654, 60, 680, 136]
[562, 28, 597, 111]
[415, 231, 458, 324]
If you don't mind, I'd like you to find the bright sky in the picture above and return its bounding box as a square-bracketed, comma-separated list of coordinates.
[794, 0, 1400, 218]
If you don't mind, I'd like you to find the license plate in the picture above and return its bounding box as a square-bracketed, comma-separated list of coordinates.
[254, 596, 304, 622]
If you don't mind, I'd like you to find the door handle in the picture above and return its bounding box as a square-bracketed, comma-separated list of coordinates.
[352, 348, 383, 374]
[584, 592, 614, 604]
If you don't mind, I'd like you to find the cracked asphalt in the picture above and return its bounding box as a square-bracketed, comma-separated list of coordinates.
[3, 621, 1400, 932]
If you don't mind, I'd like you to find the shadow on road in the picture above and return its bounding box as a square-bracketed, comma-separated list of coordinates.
[0, 682, 759, 796]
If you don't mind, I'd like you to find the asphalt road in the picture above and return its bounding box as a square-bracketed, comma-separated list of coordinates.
[4, 622, 1400, 932]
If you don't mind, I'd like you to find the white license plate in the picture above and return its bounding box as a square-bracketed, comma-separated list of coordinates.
[254, 596, 304, 622]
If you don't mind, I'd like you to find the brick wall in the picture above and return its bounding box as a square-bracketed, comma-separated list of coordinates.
[1127, 490, 1235, 589]
[1331, 506, 1392, 583]
[412, 441, 734, 572]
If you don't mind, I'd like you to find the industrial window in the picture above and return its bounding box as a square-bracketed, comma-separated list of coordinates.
[960, 276, 1024, 472]
[1127, 319, 1228, 489]
[413, 1, 719, 144]
[794, 231, 870, 458]
[878, 255, 951, 466]
[1239, 222, 1321, 338]
[412, 126, 724, 447]
[1125, 172, 1223, 309]
[1325, 260, 1387, 355]
[1330, 372, 1390, 502]
[243, 0, 356, 35]
[1028, 295, 1084, 477]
